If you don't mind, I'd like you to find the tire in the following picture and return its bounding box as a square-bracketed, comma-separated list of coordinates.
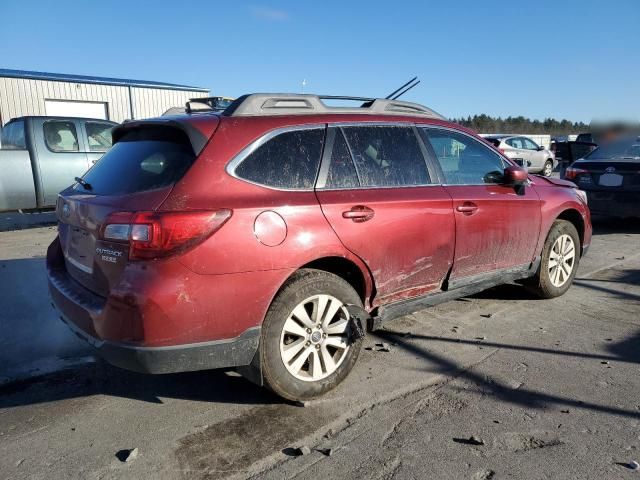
[260, 269, 364, 401]
[543, 159, 554, 177]
[528, 220, 580, 299]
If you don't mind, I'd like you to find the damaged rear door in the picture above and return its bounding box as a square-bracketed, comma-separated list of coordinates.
[315, 125, 455, 306]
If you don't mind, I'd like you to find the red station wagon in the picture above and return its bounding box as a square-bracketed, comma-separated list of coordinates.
[47, 94, 592, 401]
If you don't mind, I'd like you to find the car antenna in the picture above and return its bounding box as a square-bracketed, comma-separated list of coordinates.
[385, 76, 419, 99]
[391, 79, 420, 100]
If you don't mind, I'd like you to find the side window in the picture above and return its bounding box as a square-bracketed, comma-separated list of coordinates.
[507, 137, 524, 149]
[523, 138, 538, 150]
[86, 122, 114, 151]
[340, 126, 430, 187]
[234, 128, 324, 189]
[421, 128, 506, 185]
[325, 129, 360, 189]
[1, 120, 26, 149]
[44, 121, 79, 152]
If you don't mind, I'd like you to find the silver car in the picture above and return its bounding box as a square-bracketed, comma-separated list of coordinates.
[484, 135, 556, 176]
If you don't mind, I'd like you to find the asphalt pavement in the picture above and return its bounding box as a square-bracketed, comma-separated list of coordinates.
[0, 216, 639, 480]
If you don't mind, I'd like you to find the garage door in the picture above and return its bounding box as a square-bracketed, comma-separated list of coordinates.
[45, 100, 108, 120]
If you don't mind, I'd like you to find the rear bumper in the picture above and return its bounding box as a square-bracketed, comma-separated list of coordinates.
[46, 237, 264, 374]
[56, 308, 260, 374]
[586, 190, 640, 218]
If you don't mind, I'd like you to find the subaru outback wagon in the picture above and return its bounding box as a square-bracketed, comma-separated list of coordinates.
[48, 94, 592, 401]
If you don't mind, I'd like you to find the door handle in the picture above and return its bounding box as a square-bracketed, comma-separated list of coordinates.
[342, 205, 375, 222]
[456, 202, 478, 215]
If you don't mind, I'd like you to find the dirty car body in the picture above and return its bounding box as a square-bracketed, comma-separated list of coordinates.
[47, 94, 592, 400]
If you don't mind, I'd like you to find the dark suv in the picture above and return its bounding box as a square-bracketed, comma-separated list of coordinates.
[48, 94, 592, 401]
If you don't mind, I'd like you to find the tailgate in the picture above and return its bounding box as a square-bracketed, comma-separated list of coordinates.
[57, 188, 173, 296]
[55, 120, 215, 296]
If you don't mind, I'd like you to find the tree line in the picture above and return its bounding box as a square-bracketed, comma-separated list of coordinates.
[452, 114, 589, 135]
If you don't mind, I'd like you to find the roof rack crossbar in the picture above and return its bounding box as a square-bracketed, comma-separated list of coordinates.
[223, 93, 444, 120]
[317, 95, 376, 102]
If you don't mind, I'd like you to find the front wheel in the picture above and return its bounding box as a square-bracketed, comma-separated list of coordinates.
[528, 220, 580, 298]
[260, 269, 363, 401]
[543, 160, 554, 177]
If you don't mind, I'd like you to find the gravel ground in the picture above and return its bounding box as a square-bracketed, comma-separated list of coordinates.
[0, 217, 638, 480]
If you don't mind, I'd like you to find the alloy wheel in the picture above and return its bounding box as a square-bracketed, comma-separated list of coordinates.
[548, 234, 576, 287]
[544, 161, 553, 177]
[279, 294, 350, 382]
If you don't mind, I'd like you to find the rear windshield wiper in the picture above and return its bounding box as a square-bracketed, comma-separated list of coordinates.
[75, 177, 92, 191]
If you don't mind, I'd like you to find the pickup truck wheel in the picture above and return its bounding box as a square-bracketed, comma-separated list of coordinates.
[543, 160, 554, 177]
[260, 269, 363, 402]
[528, 220, 580, 298]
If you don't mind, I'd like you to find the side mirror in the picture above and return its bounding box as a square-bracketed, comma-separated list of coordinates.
[503, 165, 528, 185]
[537, 145, 545, 151]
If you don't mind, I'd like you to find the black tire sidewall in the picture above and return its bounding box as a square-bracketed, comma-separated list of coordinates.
[260, 269, 363, 401]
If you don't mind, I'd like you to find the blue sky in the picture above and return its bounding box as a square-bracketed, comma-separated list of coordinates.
[1, 0, 638, 122]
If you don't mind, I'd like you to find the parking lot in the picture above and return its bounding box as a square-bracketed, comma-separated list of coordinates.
[0, 216, 638, 479]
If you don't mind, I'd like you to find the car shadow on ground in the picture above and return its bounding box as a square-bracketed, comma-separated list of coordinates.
[573, 269, 640, 304]
[0, 360, 278, 409]
[374, 328, 640, 419]
[375, 260, 640, 418]
[467, 283, 539, 301]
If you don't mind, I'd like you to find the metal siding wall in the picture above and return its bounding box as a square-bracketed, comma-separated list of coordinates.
[131, 88, 208, 119]
[0, 77, 132, 125]
[0, 76, 209, 125]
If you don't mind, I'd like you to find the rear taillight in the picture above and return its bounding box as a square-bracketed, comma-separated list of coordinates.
[102, 210, 232, 260]
[498, 148, 506, 154]
[565, 167, 588, 180]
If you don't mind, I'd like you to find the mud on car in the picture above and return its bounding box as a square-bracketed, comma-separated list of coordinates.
[47, 94, 592, 401]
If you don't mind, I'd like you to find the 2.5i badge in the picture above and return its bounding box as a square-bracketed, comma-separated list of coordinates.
[96, 247, 124, 264]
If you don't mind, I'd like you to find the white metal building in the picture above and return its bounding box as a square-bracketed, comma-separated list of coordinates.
[0, 68, 209, 126]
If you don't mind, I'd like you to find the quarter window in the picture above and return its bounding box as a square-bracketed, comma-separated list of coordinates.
[86, 122, 114, 151]
[340, 126, 430, 187]
[421, 128, 506, 185]
[44, 121, 79, 152]
[235, 128, 324, 189]
[325, 130, 360, 189]
[506, 137, 524, 149]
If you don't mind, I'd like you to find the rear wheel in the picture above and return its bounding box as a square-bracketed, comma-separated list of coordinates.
[528, 220, 580, 298]
[260, 269, 363, 401]
[543, 159, 554, 177]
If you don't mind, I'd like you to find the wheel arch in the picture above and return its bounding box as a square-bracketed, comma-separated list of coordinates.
[299, 256, 372, 305]
[556, 209, 585, 253]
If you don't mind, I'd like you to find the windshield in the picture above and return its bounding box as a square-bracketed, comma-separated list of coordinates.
[585, 136, 640, 161]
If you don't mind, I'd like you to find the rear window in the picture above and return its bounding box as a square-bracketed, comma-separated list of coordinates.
[585, 136, 640, 161]
[77, 127, 195, 195]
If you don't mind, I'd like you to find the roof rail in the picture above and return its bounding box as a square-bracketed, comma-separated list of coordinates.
[222, 93, 444, 119]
